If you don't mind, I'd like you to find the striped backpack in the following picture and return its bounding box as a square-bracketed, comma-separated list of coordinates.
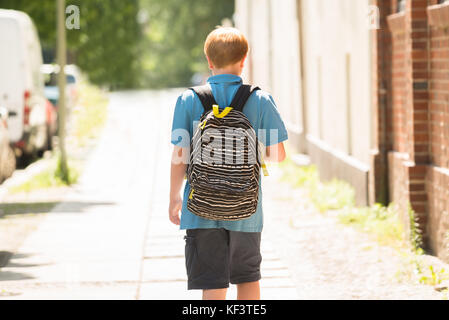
[186, 84, 267, 221]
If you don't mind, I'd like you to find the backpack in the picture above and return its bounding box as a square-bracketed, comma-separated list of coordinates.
[186, 84, 267, 221]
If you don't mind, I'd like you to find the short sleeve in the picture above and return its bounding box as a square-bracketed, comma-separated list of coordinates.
[171, 93, 192, 148]
[258, 92, 288, 146]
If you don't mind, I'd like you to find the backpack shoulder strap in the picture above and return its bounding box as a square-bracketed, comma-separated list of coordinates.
[189, 84, 217, 113]
[230, 84, 261, 112]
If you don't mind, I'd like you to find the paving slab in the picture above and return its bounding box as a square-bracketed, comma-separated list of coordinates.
[1, 90, 300, 300]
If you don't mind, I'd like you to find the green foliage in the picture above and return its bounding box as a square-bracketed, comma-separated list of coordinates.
[279, 159, 319, 189]
[0, 0, 56, 47]
[71, 80, 109, 146]
[279, 158, 416, 248]
[309, 179, 355, 213]
[71, 0, 143, 89]
[140, 0, 234, 88]
[418, 265, 448, 286]
[0, 0, 143, 89]
[280, 158, 354, 212]
[279, 157, 449, 296]
[408, 203, 423, 253]
[9, 158, 79, 193]
[338, 203, 405, 247]
[0, 0, 234, 88]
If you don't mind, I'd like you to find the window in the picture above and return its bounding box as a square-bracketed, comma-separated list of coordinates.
[398, 0, 406, 12]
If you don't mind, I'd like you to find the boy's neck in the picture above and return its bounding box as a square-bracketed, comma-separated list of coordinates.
[211, 70, 241, 77]
[210, 62, 243, 77]
[208, 57, 245, 77]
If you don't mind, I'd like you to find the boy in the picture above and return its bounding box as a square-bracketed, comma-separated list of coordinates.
[169, 27, 287, 300]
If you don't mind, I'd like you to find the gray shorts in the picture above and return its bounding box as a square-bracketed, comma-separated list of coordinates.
[184, 228, 262, 290]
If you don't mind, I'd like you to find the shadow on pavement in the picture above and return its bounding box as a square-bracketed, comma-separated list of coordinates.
[0, 252, 37, 282]
[0, 270, 35, 282]
[0, 251, 13, 268]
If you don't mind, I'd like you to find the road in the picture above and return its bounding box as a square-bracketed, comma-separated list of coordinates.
[0, 90, 297, 300]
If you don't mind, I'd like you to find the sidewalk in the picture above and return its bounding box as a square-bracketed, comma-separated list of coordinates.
[135, 153, 298, 300]
[3, 89, 441, 300]
[262, 169, 446, 300]
[0, 90, 298, 300]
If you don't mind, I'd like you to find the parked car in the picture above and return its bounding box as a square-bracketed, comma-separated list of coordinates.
[42, 64, 80, 111]
[0, 107, 16, 182]
[0, 9, 51, 159]
[44, 97, 57, 151]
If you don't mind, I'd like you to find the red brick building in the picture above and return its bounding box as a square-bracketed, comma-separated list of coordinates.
[371, 0, 449, 260]
[236, 0, 449, 262]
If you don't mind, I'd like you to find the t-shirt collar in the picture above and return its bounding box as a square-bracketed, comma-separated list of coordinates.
[207, 74, 242, 84]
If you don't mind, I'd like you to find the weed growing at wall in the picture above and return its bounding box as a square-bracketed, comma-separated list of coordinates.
[279, 159, 354, 213]
[337, 204, 405, 248]
[279, 157, 449, 295]
[408, 203, 423, 253]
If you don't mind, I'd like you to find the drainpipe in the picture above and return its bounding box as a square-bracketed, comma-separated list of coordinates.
[297, 0, 308, 153]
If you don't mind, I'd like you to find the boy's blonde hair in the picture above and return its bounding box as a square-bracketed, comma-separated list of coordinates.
[204, 27, 248, 69]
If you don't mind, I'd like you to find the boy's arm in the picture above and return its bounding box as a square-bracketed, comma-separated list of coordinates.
[257, 92, 288, 163]
[264, 142, 286, 163]
[169, 146, 188, 225]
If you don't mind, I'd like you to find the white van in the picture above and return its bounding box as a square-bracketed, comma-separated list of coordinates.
[0, 9, 49, 157]
[0, 107, 15, 181]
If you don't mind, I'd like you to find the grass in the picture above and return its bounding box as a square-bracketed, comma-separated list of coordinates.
[279, 156, 449, 293]
[8, 156, 80, 194]
[396, 248, 449, 287]
[418, 264, 447, 286]
[310, 179, 355, 213]
[280, 157, 408, 247]
[279, 159, 318, 189]
[337, 204, 405, 248]
[0, 202, 58, 215]
[280, 158, 354, 213]
[70, 80, 109, 147]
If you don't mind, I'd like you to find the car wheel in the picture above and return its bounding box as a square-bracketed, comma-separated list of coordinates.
[0, 145, 16, 182]
[46, 124, 54, 151]
[2, 146, 16, 180]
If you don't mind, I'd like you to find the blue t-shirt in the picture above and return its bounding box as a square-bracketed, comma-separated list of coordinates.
[170, 74, 288, 232]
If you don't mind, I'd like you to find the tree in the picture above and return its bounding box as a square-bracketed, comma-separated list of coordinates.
[0, 0, 142, 89]
[140, 0, 234, 88]
[0, 0, 234, 89]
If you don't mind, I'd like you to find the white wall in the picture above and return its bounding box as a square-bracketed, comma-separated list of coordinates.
[235, 0, 372, 165]
[301, 0, 372, 164]
[235, 0, 302, 135]
[270, 0, 303, 135]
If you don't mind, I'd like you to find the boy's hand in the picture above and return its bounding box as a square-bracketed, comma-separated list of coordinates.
[169, 146, 188, 226]
[265, 142, 286, 162]
[169, 196, 182, 225]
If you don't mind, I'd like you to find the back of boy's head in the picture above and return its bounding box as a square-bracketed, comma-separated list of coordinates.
[204, 27, 249, 69]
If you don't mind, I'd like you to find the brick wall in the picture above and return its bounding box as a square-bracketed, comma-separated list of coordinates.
[385, 0, 430, 245]
[372, 0, 449, 260]
[370, 0, 392, 205]
[426, 0, 449, 259]
[389, 13, 408, 154]
[426, 168, 449, 261]
[429, 3, 449, 169]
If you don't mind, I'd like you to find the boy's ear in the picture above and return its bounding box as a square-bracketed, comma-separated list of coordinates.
[240, 54, 247, 68]
[206, 55, 215, 70]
